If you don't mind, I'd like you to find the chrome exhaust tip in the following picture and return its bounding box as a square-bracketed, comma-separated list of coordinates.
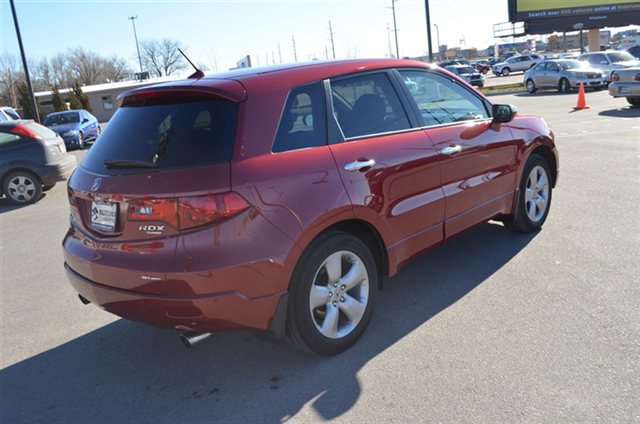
[180, 332, 212, 348]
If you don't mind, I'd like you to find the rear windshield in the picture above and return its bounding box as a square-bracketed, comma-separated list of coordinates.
[82, 98, 238, 174]
[24, 122, 58, 139]
[45, 112, 80, 125]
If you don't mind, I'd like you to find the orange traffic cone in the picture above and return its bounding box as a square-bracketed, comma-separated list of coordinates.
[573, 83, 590, 110]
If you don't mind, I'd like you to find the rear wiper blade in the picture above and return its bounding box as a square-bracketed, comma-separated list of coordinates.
[104, 159, 159, 169]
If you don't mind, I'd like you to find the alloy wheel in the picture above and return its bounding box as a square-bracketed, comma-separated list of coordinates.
[308, 250, 370, 339]
[7, 175, 37, 203]
[524, 165, 549, 222]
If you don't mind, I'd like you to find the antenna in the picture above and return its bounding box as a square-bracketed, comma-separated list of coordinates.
[178, 48, 204, 79]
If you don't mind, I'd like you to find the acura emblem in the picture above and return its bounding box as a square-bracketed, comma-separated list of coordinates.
[91, 178, 102, 192]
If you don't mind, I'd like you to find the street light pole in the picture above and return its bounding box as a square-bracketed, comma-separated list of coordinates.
[128, 15, 143, 73]
[9, 0, 39, 122]
[424, 0, 433, 62]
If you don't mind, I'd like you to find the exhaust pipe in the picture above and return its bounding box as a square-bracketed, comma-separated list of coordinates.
[180, 332, 212, 348]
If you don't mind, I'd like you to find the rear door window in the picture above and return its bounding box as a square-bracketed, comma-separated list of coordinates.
[81, 97, 238, 174]
[330, 72, 410, 139]
[273, 82, 326, 153]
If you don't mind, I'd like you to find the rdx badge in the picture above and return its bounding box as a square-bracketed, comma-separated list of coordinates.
[139, 225, 165, 235]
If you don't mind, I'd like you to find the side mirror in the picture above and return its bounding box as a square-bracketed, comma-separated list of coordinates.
[492, 104, 517, 123]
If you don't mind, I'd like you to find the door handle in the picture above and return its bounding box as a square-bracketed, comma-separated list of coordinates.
[344, 159, 376, 172]
[440, 145, 463, 155]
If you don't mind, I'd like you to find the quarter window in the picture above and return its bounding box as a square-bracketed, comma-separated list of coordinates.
[330, 72, 410, 139]
[273, 82, 326, 152]
[0, 132, 21, 145]
[399, 70, 489, 126]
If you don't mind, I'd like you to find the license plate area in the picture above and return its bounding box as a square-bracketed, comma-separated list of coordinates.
[90, 200, 118, 232]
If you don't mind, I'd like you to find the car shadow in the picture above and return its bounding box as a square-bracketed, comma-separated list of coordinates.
[0, 222, 537, 423]
[598, 107, 640, 118]
[0, 193, 47, 214]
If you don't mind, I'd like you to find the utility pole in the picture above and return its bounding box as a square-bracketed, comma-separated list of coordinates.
[386, 23, 394, 58]
[328, 21, 336, 59]
[434, 23, 441, 61]
[9, 0, 39, 122]
[325, 45, 329, 60]
[292, 35, 298, 62]
[424, 0, 433, 62]
[278, 42, 282, 63]
[128, 15, 143, 73]
[391, 0, 400, 59]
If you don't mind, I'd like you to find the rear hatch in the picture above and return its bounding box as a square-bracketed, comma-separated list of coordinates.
[65, 84, 245, 294]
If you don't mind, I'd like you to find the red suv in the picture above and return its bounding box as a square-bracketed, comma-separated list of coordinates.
[63, 59, 558, 355]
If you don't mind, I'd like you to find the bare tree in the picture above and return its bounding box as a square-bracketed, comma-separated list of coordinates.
[0, 54, 22, 108]
[104, 55, 131, 82]
[140, 39, 188, 77]
[66, 47, 105, 85]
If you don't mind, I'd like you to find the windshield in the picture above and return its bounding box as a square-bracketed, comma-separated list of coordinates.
[45, 112, 79, 125]
[608, 51, 635, 63]
[82, 97, 238, 174]
[456, 66, 476, 74]
[559, 60, 582, 70]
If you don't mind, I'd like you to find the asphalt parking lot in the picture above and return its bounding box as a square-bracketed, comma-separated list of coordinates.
[1, 89, 638, 423]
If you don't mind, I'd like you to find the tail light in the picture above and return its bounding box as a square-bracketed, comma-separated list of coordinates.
[128, 192, 249, 231]
[611, 73, 620, 82]
[11, 123, 43, 140]
[634, 73, 640, 82]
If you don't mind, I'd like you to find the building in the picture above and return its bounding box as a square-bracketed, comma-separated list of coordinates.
[34, 74, 185, 122]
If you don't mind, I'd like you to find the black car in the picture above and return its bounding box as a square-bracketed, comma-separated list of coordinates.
[0, 120, 77, 204]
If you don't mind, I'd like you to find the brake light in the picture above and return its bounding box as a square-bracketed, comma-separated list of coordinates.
[128, 192, 249, 231]
[635, 73, 640, 82]
[611, 73, 620, 82]
[11, 124, 42, 140]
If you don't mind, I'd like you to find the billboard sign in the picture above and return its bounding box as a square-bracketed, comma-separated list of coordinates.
[508, 0, 640, 33]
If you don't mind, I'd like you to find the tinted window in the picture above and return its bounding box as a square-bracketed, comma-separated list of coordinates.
[588, 54, 607, 65]
[273, 82, 326, 153]
[399, 70, 489, 126]
[82, 98, 238, 174]
[0, 132, 21, 145]
[330, 72, 410, 138]
[607, 51, 635, 63]
[547, 62, 559, 72]
[45, 112, 80, 125]
[4, 109, 20, 120]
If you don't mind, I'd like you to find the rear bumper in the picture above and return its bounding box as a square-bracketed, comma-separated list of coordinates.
[39, 154, 77, 186]
[65, 262, 285, 333]
[609, 82, 640, 98]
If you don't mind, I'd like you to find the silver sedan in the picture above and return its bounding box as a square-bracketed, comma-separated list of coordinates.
[523, 60, 607, 94]
[609, 67, 640, 107]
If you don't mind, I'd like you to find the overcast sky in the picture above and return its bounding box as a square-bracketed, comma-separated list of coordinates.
[0, 0, 636, 72]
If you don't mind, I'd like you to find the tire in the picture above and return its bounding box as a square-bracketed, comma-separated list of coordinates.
[77, 132, 85, 149]
[505, 154, 553, 233]
[3, 170, 43, 205]
[559, 78, 571, 93]
[627, 97, 640, 107]
[526, 79, 537, 93]
[501, 67, 511, 76]
[285, 231, 378, 355]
